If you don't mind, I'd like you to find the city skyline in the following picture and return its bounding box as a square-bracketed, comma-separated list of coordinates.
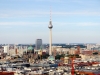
[0, 0, 100, 44]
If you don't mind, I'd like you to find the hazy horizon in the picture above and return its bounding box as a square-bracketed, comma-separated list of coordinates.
[0, 43, 97, 45]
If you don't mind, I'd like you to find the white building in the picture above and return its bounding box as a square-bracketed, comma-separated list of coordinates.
[87, 44, 95, 50]
[2, 46, 8, 53]
[6, 45, 27, 56]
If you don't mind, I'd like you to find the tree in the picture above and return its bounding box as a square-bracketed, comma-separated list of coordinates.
[93, 52, 98, 55]
[42, 53, 49, 59]
[55, 54, 65, 59]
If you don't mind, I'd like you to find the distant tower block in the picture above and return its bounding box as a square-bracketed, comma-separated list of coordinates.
[48, 8, 53, 55]
[15, 48, 17, 55]
[35, 39, 42, 50]
[77, 46, 80, 54]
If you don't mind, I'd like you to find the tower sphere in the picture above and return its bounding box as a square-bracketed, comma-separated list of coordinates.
[48, 21, 53, 29]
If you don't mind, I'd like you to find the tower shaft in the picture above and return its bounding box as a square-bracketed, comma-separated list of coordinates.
[48, 7, 53, 56]
[49, 29, 52, 55]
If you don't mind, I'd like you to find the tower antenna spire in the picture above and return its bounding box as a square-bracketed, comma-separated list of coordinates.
[50, 6, 52, 21]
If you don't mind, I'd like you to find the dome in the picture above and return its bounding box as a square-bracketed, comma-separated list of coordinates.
[27, 46, 34, 51]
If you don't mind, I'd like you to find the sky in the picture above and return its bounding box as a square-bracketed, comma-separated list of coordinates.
[0, 0, 100, 44]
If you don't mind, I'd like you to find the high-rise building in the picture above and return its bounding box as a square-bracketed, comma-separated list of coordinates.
[35, 39, 42, 50]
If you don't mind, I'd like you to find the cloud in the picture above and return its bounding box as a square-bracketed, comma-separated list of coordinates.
[75, 22, 100, 26]
[9, 0, 62, 2]
[0, 11, 39, 18]
[0, 10, 50, 18]
[52, 11, 100, 16]
[0, 10, 100, 18]
[34, 0, 63, 3]
[54, 22, 100, 26]
[0, 22, 48, 26]
[0, 21, 99, 27]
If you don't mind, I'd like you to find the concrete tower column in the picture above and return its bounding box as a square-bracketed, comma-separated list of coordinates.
[49, 29, 52, 55]
[48, 9, 53, 56]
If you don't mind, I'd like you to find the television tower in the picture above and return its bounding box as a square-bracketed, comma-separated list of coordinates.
[48, 8, 53, 55]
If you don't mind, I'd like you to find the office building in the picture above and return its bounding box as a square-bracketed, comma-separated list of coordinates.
[35, 39, 42, 50]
